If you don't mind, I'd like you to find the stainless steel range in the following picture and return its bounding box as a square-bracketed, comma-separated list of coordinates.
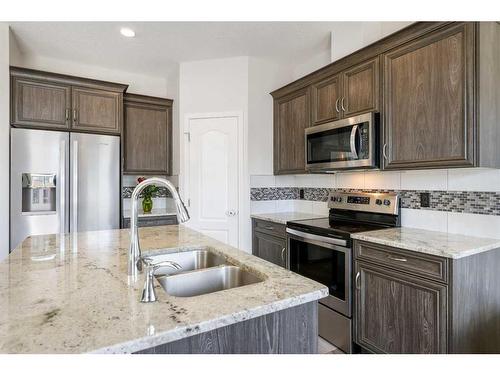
[286, 192, 400, 353]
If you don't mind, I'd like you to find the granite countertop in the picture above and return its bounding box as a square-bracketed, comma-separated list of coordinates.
[351, 227, 500, 259]
[123, 208, 177, 219]
[0, 226, 328, 354]
[250, 212, 326, 225]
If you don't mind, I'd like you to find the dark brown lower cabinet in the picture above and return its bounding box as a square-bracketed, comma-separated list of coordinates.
[354, 240, 500, 353]
[252, 219, 287, 268]
[122, 215, 177, 228]
[354, 261, 447, 354]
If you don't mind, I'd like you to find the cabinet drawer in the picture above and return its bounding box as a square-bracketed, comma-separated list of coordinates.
[253, 219, 286, 238]
[354, 240, 448, 283]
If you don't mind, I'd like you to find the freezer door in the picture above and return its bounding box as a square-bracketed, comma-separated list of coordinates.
[70, 133, 120, 233]
[10, 128, 70, 250]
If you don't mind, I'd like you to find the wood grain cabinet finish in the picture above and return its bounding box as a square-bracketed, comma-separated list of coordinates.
[10, 67, 128, 135]
[11, 77, 71, 129]
[71, 87, 122, 134]
[354, 240, 500, 353]
[343, 57, 379, 117]
[311, 74, 342, 125]
[273, 87, 310, 174]
[355, 261, 448, 354]
[382, 23, 475, 169]
[252, 219, 287, 268]
[272, 22, 500, 172]
[123, 94, 173, 175]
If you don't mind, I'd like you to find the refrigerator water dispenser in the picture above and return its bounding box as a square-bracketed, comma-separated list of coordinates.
[21, 173, 56, 213]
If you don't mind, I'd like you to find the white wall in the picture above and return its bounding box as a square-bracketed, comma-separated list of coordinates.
[10, 53, 168, 97]
[179, 56, 250, 250]
[248, 57, 293, 175]
[292, 22, 412, 80]
[0, 24, 10, 260]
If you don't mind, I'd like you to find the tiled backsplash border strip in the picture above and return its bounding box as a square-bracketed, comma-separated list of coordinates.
[250, 187, 500, 216]
[122, 186, 173, 199]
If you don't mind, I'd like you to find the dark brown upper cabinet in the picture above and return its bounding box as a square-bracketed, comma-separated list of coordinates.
[11, 76, 71, 130]
[273, 87, 310, 174]
[311, 74, 342, 125]
[271, 22, 500, 174]
[342, 57, 379, 117]
[123, 94, 173, 175]
[311, 58, 379, 127]
[10, 67, 127, 135]
[382, 23, 475, 169]
[71, 87, 122, 134]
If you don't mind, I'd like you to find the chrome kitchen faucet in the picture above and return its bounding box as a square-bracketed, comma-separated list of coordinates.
[128, 177, 190, 278]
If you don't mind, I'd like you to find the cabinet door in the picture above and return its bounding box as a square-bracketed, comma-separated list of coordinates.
[273, 87, 310, 174]
[382, 23, 476, 169]
[342, 58, 379, 117]
[354, 261, 448, 354]
[11, 77, 71, 129]
[124, 101, 171, 174]
[253, 231, 287, 268]
[311, 74, 342, 125]
[72, 87, 122, 134]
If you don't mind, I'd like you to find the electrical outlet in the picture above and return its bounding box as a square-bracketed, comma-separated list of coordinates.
[299, 188, 305, 199]
[420, 192, 430, 208]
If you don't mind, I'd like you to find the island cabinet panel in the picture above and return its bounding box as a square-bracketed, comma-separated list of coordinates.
[354, 260, 448, 354]
[343, 57, 379, 117]
[135, 301, 318, 354]
[123, 94, 173, 175]
[11, 77, 71, 129]
[273, 87, 310, 174]
[311, 74, 342, 125]
[252, 219, 287, 268]
[382, 22, 476, 169]
[71, 87, 122, 134]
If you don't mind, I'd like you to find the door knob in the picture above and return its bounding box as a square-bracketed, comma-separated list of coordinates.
[225, 209, 238, 217]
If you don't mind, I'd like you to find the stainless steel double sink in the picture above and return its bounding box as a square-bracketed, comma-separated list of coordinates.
[145, 249, 263, 298]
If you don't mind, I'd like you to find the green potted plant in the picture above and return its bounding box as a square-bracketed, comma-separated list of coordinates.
[137, 177, 158, 213]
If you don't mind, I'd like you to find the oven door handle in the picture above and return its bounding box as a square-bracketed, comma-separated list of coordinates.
[286, 228, 347, 248]
[350, 124, 359, 159]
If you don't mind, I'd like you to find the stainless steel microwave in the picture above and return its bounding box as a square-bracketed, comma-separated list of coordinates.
[305, 112, 378, 172]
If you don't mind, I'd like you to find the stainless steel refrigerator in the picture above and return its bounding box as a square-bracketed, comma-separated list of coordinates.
[10, 128, 120, 250]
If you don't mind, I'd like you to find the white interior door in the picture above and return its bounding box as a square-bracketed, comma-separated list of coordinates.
[187, 116, 239, 246]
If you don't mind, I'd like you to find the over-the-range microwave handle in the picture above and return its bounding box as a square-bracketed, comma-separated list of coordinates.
[350, 124, 359, 159]
[286, 227, 348, 248]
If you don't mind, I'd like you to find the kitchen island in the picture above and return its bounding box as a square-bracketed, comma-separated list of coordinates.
[0, 225, 328, 354]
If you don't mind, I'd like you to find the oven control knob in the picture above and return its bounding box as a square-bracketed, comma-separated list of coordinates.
[336, 196, 342, 203]
[383, 199, 391, 206]
[375, 199, 383, 205]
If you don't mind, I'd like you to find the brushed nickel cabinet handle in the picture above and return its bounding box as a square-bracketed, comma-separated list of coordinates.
[341, 97, 346, 111]
[264, 225, 274, 231]
[335, 98, 340, 113]
[355, 271, 361, 290]
[387, 255, 407, 262]
[65, 108, 70, 122]
[281, 247, 286, 263]
[73, 109, 77, 124]
[383, 143, 389, 161]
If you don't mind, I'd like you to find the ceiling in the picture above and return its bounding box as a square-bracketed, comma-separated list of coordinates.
[9, 22, 343, 76]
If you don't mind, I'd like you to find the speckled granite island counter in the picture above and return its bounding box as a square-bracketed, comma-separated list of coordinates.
[0, 225, 328, 354]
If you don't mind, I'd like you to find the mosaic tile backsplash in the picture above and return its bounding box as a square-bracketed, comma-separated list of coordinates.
[122, 186, 173, 199]
[250, 187, 500, 216]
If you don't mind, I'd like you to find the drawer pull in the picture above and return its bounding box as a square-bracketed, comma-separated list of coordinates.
[387, 255, 407, 262]
[264, 226, 274, 230]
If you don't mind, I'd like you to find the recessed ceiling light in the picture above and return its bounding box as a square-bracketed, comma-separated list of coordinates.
[120, 27, 135, 38]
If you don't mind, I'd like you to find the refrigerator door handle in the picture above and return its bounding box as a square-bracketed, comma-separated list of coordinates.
[72, 139, 78, 233]
[59, 139, 66, 234]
